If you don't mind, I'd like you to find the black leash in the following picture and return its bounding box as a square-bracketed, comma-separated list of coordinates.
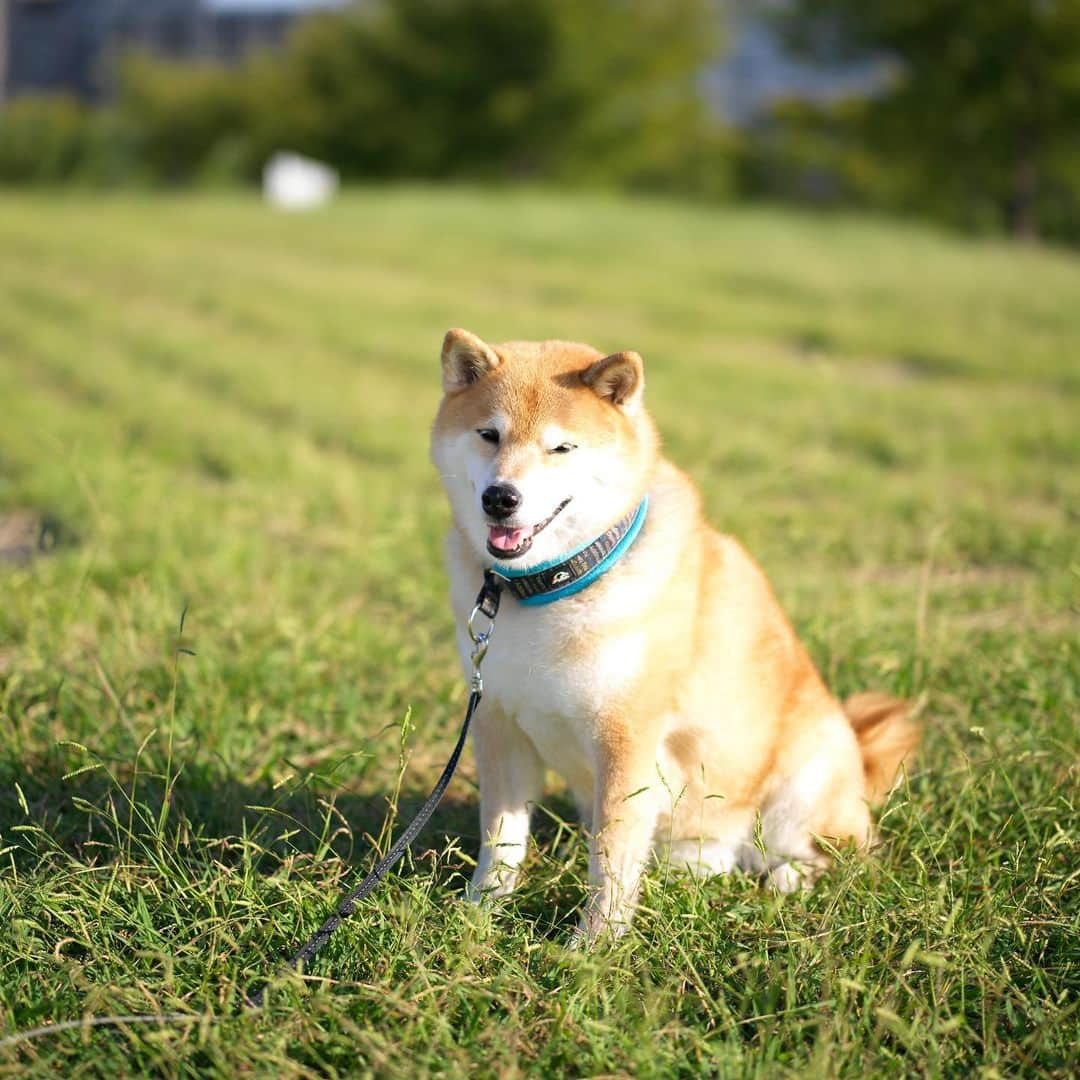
[246, 572, 503, 1008]
[3, 686, 489, 1039]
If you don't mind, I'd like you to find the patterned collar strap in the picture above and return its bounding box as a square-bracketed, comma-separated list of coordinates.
[489, 497, 648, 606]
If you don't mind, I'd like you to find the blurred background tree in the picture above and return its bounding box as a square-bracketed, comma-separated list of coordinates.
[2, 0, 1080, 244]
[117, 55, 256, 185]
[774, 0, 1080, 242]
[257, 0, 723, 191]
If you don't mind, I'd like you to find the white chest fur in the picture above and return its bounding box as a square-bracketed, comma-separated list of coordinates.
[454, 577, 646, 796]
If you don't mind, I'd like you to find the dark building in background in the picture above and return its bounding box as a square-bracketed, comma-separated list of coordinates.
[0, 0, 342, 103]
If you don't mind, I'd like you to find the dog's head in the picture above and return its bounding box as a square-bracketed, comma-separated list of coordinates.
[430, 329, 659, 569]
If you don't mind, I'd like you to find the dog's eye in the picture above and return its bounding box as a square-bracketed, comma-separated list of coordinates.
[477, 428, 500, 445]
[549, 442, 577, 455]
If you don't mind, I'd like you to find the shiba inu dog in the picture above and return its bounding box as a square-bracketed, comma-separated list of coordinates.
[430, 328, 920, 939]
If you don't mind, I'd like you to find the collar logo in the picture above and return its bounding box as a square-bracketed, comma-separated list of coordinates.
[550, 570, 571, 585]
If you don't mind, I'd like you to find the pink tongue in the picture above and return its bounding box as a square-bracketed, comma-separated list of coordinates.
[488, 525, 530, 552]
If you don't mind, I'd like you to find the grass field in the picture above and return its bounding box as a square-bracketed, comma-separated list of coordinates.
[0, 188, 1076, 1077]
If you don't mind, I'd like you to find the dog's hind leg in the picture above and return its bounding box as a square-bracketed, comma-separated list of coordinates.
[663, 838, 740, 877]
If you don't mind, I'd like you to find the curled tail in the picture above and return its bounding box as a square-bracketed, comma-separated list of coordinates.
[844, 693, 922, 803]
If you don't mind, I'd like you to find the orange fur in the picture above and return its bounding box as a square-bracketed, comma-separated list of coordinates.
[843, 693, 922, 804]
[431, 330, 922, 937]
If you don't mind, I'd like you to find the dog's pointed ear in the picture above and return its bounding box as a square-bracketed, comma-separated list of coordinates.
[581, 350, 644, 412]
[441, 329, 501, 392]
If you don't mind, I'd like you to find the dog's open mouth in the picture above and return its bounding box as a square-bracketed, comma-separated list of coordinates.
[487, 498, 571, 560]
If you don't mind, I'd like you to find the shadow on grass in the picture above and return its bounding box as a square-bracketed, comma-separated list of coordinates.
[0, 750, 473, 871]
[0, 750, 585, 915]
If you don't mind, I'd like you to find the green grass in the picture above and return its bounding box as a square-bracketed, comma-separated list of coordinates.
[0, 187, 1076, 1077]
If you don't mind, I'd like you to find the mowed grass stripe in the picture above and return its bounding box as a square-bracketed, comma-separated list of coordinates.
[3, 192, 1079, 385]
[3, 215, 1074, 587]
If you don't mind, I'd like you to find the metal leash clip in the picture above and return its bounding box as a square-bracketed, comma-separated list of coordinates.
[467, 570, 503, 693]
[466, 605, 495, 692]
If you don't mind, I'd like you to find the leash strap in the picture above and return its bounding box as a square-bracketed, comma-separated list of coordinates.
[246, 574, 503, 1007]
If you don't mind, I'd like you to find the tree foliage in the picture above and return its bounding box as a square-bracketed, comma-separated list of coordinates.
[778, 0, 1080, 240]
[118, 56, 255, 184]
[266, 0, 723, 189]
[1, 0, 729, 195]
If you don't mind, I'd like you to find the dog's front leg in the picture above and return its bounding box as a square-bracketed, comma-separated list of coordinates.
[578, 733, 660, 941]
[466, 702, 543, 902]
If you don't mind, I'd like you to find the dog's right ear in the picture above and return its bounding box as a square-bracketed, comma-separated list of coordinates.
[441, 329, 501, 392]
[581, 350, 644, 413]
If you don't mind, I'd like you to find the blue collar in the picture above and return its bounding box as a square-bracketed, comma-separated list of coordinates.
[488, 497, 648, 606]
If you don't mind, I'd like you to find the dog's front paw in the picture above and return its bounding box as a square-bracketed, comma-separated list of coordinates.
[567, 925, 591, 951]
[572, 902, 631, 948]
[465, 873, 519, 906]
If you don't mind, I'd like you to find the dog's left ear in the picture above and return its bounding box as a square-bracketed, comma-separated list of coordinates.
[581, 351, 644, 412]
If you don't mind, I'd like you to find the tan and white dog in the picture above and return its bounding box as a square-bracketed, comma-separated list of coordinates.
[430, 329, 920, 939]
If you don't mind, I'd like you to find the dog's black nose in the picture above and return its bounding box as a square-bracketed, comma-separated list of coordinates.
[482, 484, 522, 520]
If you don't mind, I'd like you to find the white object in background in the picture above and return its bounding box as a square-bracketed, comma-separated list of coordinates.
[263, 152, 339, 210]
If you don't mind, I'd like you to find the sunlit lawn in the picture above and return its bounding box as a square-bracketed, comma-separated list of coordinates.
[0, 188, 1076, 1076]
